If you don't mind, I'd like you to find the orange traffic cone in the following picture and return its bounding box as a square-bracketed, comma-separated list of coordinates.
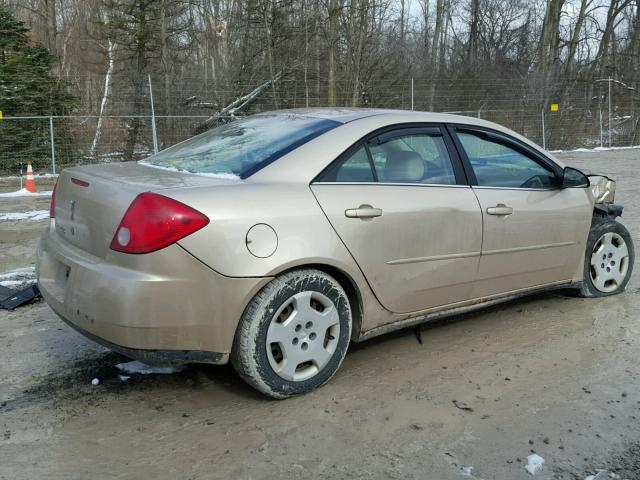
[25, 162, 37, 193]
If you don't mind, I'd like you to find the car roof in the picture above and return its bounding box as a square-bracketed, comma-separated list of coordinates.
[255, 107, 481, 125]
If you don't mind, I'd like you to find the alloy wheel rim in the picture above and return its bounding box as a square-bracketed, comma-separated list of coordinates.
[590, 232, 629, 293]
[266, 291, 341, 382]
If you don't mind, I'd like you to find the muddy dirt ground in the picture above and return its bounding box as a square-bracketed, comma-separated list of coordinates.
[1, 149, 639, 480]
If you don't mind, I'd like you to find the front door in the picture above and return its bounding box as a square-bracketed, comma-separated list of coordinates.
[311, 126, 483, 314]
[450, 126, 593, 298]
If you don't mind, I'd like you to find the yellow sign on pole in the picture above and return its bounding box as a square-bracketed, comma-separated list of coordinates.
[550, 103, 559, 112]
[0, 111, 3, 120]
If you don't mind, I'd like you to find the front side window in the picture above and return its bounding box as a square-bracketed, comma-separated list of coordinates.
[368, 132, 456, 185]
[142, 115, 339, 178]
[457, 130, 557, 189]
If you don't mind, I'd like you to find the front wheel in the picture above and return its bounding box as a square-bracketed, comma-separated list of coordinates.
[579, 219, 634, 297]
[231, 269, 352, 398]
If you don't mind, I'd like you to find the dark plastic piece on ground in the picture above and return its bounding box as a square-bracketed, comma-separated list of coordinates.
[0, 284, 41, 310]
[0, 285, 15, 303]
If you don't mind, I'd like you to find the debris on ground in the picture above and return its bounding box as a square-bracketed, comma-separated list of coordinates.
[452, 399, 474, 412]
[525, 454, 545, 475]
[0, 284, 41, 310]
[115, 361, 185, 375]
[581, 442, 640, 480]
[118, 375, 131, 382]
[584, 471, 614, 480]
[414, 325, 423, 344]
[461, 466, 474, 476]
[91, 378, 100, 385]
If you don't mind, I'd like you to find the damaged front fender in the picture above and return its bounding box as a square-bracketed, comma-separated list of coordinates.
[587, 174, 623, 219]
[588, 174, 616, 204]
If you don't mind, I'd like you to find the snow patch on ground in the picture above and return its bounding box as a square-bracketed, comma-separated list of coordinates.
[0, 173, 58, 180]
[0, 266, 36, 287]
[525, 454, 545, 475]
[461, 466, 474, 476]
[138, 161, 241, 181]
[0, 210, 49, 221]
[551, 145, 640, 153]
[0, 188, 53, 198]
[115, 361, 185, 375]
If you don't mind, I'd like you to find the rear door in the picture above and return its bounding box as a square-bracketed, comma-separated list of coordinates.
[311, 125, 483, 314]
[449, 126, 593, 298]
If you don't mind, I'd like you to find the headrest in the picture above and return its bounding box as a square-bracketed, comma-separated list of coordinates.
[383, 151, 424, 183]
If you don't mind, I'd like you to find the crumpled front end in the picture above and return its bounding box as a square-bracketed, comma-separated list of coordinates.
[588, 175, 616, 204]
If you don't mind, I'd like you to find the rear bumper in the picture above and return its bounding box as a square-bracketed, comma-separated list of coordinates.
[37, 225, 272, 363]
[57, 312, 227, 365]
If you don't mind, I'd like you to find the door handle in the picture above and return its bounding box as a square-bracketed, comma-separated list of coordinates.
[486, 204, 513, 216]
[345, 204, 383, 219]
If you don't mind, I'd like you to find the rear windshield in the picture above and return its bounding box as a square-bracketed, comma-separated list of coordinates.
[141, 115, 339, 179]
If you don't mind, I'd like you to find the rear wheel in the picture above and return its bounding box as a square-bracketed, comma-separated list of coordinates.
[231, 269, 352, 398]
[579, 219, 634, 297]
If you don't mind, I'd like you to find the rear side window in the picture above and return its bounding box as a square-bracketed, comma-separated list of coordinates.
[457, 131, 557, 189]
[320, 145, 375, 182]
[142, 115, 339, 179]
[368, 133, 456, 185]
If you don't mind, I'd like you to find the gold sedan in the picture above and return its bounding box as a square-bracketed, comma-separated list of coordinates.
[37, 109, 634, 398]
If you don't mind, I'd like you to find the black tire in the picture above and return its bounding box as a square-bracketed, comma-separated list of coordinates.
[578, 218, 634, 297]
[231, 269, 352, 399]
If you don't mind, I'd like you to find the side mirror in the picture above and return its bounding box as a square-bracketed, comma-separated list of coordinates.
[561, 166, 590, 188]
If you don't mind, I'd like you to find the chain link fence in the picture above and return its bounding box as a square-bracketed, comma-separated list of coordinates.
[1, 76, 638, 176]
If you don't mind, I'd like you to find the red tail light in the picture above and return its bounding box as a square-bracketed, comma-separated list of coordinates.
[110, 192, 209, 254]
[50, 180, 58, 218]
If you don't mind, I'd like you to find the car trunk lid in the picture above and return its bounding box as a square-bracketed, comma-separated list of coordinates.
[53, 162, 239, 259]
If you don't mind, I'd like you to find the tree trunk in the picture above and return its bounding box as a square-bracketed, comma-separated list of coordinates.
[537, 0, 565, 73]
[327, 0, 339, 107]
[428, 0, 445, 111]
[591, 0, 632, 75]
[351, 0, 367, 106]
[564, 0, 590, 73]
[90, 37, 115, 159]
[46, 0, 57, 51]
[124, 1, 149, 162]
[160, 0, 171, 115]
[467, 0, 480, 64]
[263, 0, 279, 108]
[303, 0, 309, 107]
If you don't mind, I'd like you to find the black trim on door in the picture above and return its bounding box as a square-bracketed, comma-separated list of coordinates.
[446, 124, 564, 187]
[313, 123, 468, 186]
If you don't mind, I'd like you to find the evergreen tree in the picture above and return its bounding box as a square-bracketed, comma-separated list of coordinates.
[0, 5, 76, 174]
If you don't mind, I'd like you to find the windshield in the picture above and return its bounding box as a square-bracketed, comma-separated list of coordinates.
[141, 115, 339, 179]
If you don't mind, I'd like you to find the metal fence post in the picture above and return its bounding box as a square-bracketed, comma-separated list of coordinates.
[541, 109, 546, 150]
[599, 107, 604, 148]
[410, 78, 414, 111]
[608, 77, 612, 148]
[49, 116, 56, 175]
[148, 74, 159, 154]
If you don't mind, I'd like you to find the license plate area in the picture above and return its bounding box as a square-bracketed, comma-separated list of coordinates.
[39, 252, 70, 304]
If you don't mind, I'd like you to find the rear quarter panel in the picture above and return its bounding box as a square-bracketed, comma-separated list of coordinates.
[170, 183, 391, 333]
